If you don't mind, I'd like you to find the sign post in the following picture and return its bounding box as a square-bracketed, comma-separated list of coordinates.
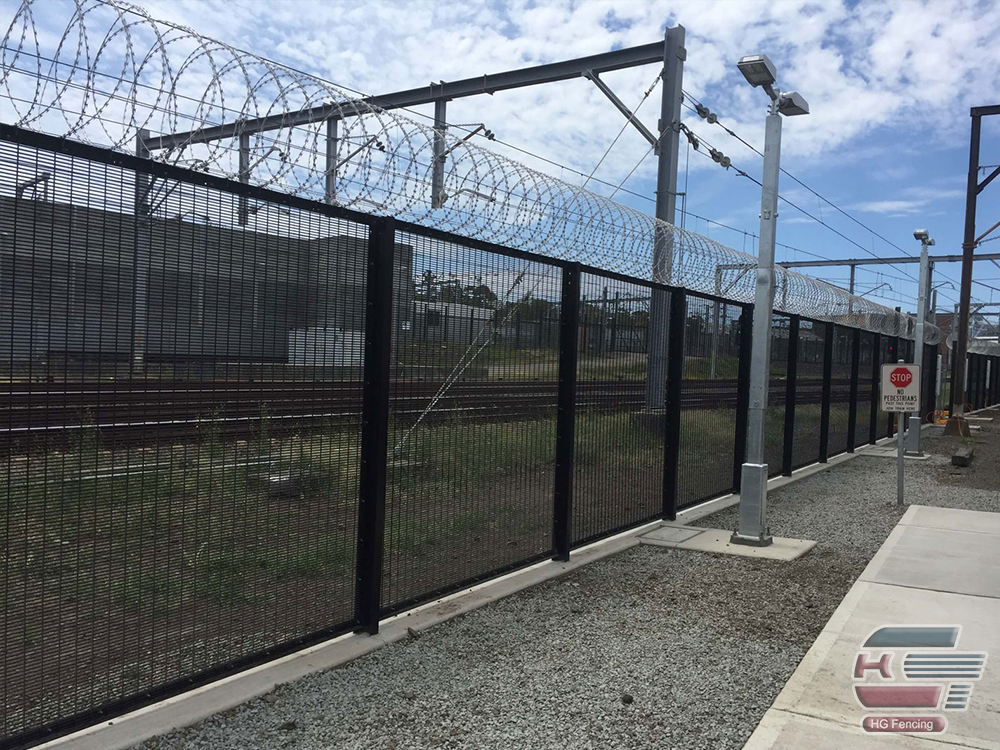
[881, 360, 921, 505]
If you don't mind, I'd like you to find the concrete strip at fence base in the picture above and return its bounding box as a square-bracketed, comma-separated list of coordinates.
[35, 428, 919, 750]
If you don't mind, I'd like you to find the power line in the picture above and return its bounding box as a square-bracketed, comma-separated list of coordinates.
[680, 117, 921, 284]
[609, 145, 655, 199]
[682, 89, 915, 258]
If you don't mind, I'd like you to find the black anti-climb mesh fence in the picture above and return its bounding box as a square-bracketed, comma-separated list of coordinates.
[0, 137, 368, 744]
[572, 273, 664, 546]
[676, 294, 745, 508]
[855, 331, 875, 448]
[827, 325, 854, 458]
[4, 125, 998, 750]
[381, 232, 560, 611]
[764, 315, 790, 476]
[791, 320, 826, 469]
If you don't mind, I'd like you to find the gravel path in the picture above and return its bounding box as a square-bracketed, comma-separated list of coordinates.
[134, 413, 1000, 750]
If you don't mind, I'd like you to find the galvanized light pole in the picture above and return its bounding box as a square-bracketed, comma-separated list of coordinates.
[731, 55, 809, 547]
[906, 230, 934, 455]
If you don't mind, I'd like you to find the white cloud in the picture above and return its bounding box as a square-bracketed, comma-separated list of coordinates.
[848, 185, 967, 215]
[106, 0, 1000, 198]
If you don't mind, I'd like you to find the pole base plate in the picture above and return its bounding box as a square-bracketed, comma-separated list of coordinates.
[942, 416, 971, 438]
[731, 531, 773, 547]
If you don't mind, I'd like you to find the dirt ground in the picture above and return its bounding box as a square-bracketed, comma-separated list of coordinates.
[923, 408, 1000, 491]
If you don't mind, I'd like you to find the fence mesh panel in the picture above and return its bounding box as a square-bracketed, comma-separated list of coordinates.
[0, 140, 365, 741]
[572, 274, 663, 545]
[792, 320, 826, 469]
[677, 295, 742, 507]
[381, 232, 559, 611]
[856, 332, 875, 447]
[764, 315, 790, 475]
[827, 325, 853, 458]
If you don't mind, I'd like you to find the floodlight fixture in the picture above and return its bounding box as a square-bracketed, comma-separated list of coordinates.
[777, 91, 809, 116]
[737, 54, 777, 88]
[913, 229, 929, 241]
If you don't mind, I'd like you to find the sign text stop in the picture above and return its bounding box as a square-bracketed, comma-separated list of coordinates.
[889, 367, 913, 388]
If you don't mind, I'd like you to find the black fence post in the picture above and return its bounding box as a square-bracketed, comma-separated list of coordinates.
[990, 357, 1000, 404]
[732, 305, 753, 492]
[662, 289, 686, 521]
[948, 346, 958, 416]
[355, 217, 395, 635]
[924, 344, 937, 422]
[847, 328, 860, 452]
[552, 263, 581, 561]
[781, 315, 799, 476]
[869, 333, 881, 444]
[818, 322, 834, 463]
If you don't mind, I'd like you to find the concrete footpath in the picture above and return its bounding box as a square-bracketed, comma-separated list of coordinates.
[743, 505, 1000, 750]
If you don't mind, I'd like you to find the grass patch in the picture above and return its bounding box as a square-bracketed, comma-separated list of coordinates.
[116, 570, 187, 616]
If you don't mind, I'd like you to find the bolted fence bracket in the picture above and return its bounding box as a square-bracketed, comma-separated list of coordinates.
[355, 217, 395, 635]
[552, 263, 581, 561]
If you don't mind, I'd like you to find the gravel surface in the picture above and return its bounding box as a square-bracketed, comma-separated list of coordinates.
[134, 412, 1000, 750]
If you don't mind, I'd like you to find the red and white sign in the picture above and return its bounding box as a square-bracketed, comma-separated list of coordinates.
[881, 363, 920, 413]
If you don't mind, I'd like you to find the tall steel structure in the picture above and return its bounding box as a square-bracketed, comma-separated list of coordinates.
[949, 104, 1000, 436]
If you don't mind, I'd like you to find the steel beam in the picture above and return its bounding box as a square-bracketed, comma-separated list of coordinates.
[585, 72, 659, 149]
[431, 98, 448, 209]
[144, 42, 667, 151]
[645, 25, 685, 411]
[238, 132, 250, 226]
[131, 129, 151, 375]
[325, 117, 338, 204]
[948, 110, 984, 435]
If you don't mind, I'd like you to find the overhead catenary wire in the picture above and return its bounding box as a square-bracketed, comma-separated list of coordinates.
[682, 89, 915, 258]
[680, 116, 922, 285]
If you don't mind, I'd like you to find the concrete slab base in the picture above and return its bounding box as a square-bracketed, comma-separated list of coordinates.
[857, 444, 931, 460]
[742, 505, 1000, 750]
[639, 524, 817, 561]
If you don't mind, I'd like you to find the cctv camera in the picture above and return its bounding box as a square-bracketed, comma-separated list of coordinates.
[913, 229, 929, 241]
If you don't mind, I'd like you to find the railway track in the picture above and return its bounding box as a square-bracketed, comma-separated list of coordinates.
[0, 378, 857, 448]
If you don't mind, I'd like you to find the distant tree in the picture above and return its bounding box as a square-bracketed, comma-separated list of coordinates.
[467, 282, 497, 308]
[416, 269, 438, 302]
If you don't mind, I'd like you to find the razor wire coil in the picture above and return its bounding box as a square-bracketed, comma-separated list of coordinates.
[0, 0, 949, 345]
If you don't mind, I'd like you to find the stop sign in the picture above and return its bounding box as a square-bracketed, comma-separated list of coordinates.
[890, 367, 913, 388]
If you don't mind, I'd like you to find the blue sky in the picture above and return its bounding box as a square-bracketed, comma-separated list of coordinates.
[10, 0, 1000, 317]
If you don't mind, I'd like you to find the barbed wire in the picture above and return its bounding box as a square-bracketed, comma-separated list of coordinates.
[0, 0, 942, 343]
